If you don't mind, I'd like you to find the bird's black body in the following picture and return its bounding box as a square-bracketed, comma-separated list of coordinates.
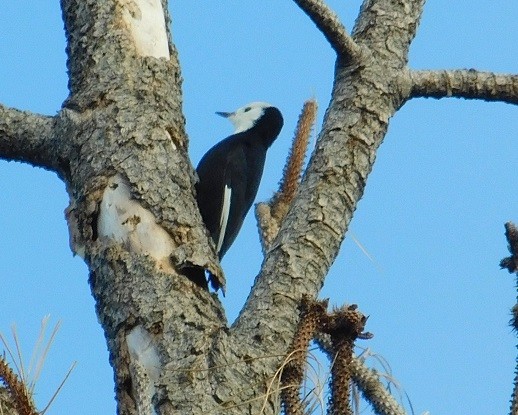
[196, 104, 283, 261]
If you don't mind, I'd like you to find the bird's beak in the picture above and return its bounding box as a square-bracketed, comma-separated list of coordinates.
[216, 111, 232, 118]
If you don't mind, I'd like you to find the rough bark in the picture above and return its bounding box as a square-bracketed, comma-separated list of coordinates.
[58, 1, 228, 413]
[410, 70, 518, 104]
[0, 0, 516, 414]
[0, 105, 57, 172]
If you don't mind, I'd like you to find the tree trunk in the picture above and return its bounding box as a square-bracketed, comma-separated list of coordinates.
[0, 1, 516, 414]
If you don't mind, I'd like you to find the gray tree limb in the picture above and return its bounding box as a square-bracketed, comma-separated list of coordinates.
[232, 0, 426, 346]
[58, 1, 226, 413]
[410, 69, 518, 104]
[292, 0, 362, 61]
[0, 105, 58, 172]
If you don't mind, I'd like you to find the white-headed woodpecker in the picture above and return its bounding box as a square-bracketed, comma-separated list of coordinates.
[196, 102, 284, 262]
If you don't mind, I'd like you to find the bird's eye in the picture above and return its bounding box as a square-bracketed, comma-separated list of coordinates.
[244, 107, 251, 112]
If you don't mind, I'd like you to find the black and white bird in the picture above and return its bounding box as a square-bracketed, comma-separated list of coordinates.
[196, 102, 284, 261]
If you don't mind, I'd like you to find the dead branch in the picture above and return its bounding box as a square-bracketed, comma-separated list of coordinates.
[0, 104, 56, 171]
[410, 70, 518, 104]
[292, 0, 362, 61]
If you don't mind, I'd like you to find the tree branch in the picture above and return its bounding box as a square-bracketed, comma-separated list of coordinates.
[349, 357, 407, 415]
[410, 69, 518, 104]
[231, 0, 427, 389]
[0, 104, 57, 171]
[315, 334, 406, 415]
[292, 0, 362, 61]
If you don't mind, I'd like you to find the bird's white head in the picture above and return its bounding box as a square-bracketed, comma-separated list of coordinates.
[217, 102, 272, 134]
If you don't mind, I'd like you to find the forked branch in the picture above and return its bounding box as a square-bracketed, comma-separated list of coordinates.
[281, 298, 376, 415]
[315, 333, 406, 415]
[410, 70, 518, 104]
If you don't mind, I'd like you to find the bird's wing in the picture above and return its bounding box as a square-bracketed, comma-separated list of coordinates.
[196, 144, 228, 249]
[216, 183, 231, 253]
[195, 140, 248, 258]
[217, 145, 248, 258]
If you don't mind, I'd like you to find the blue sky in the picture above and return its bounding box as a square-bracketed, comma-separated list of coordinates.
[0, 1, 517, 414]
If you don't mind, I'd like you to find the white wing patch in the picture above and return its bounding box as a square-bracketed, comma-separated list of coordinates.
[217, 184, 231, 253]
